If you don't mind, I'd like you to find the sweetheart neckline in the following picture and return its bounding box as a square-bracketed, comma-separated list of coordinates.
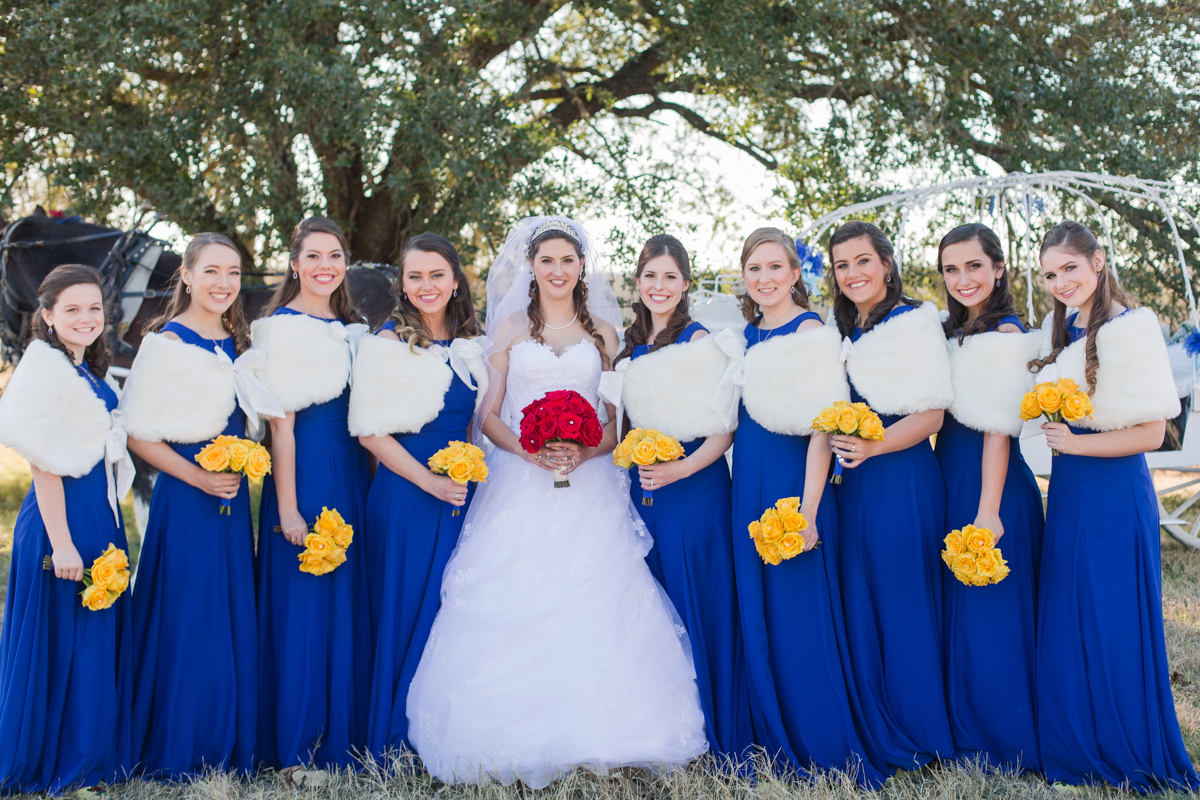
[510, 338, 598, 360]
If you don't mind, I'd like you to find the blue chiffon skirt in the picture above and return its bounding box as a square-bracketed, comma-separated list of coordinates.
[0, 465, 132, 794]
[256, 388, 371, 770]
[1038, 432, 1198, 791]
[935, 414, 1043, 772]
[632, 439, 753, 764]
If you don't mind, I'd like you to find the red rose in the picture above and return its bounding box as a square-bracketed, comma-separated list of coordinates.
[545, 390, 571, 401]
[521, 398, 542, 417]
[545, 399, 568, 415]
[521, 432, 543, 453]
[558, 412, 582, 438]
[567, 396, 587, 413]
[581, 417, 604, 446]
[537, 415, 558, 438]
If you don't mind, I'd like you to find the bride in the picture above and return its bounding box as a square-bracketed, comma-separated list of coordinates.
[405, 217, 708, 786]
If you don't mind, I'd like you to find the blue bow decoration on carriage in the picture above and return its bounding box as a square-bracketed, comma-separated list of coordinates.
[796, 237, 825, 299]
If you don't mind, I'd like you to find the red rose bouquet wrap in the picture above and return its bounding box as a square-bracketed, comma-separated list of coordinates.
[519, 390, 605, 488]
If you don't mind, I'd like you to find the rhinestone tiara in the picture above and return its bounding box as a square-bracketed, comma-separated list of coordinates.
[529, 219, 581, 247]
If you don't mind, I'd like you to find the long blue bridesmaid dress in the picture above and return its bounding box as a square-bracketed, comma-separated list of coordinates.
[129, 322, 256, 777]
[257, 308, 372, 770]
[0, 363, 132, 793]
[365, 324, 476, 755]
[834, 303, 954, 771]
[1037, 315, 1199, 791]
[626, 321, 753, 764]
[935, 316, 1043, 772]
[731, 312, 887, 786]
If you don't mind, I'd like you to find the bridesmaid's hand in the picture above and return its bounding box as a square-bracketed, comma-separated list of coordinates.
[423, 473, 468, 507]
[545, 441, 589, 475]
[52, 541, 84, 582]
[638, 460, 690, 492]
[830, 435, 879, 469]
[191, 468, 242, 499]
[800, 505, 821, 552]
[1043, 421, 1080, 455]
[972, 511, 1005, 543]
[279, 508, 309, 546]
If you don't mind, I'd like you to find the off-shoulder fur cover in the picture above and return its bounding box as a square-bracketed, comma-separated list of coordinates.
[621, 332, 742, 440]
[741, 323, 849, 435]
[844, 302, 953, 415]
[947, 330, 1042, 436]
[249, 313, 353, 413]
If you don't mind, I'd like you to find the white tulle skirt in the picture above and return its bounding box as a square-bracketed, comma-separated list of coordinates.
[406, 448, 709, 787]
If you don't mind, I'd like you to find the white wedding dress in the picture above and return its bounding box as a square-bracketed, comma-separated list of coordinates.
[406, 339, 708, 787]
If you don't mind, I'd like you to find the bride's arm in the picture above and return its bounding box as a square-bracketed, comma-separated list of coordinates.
[481, 341, 557, 471]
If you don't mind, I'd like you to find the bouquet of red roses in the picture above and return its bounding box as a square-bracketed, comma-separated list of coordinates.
[519, 390, 605, 488]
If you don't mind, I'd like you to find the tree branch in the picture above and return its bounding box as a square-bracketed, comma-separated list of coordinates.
[612, 99, 779, 169]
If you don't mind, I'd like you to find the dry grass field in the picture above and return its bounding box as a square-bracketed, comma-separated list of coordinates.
[0, 450, 1196, 799]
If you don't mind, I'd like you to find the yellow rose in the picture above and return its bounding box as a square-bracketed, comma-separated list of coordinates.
[955, 570, 974, 586]
[814, 406, 841, 432]
[89, 559, 118, 590]
[227, 441, 250, 472]
[299, 552, 332, 575]
[100, 543, 129, 571]
[858, 415, 885, 441]
[748, 520, 762, 540]
[943, 531, 965, 556]
[317, 507, 346, 534]
[655, 435, 681, 462]
[196, 443, 230, 472]
[778, 533, 805, 558]
[1019, 391, 1041, 421]
[81, 584, 109, 611]
[213, 434, 240, 446]
[472, 460, 489, 483]
[774, 496, 800, 514]
[942, 549, 954, 568]
[1035, 383, 1062, 414]
[975, 548, 999, 578]
[966, 527, 995, 553]
[304, 533, 335, 559]
[836, 407, 860, 434]
[953, 553, 978, 576]
[760, 513, 785, 543]
[244, 445, 272, 480]
[445, 443, 467, 461]
[632, 438, 658, 466]
[1054, 378, 1080, 395]
[992, 561, 1011, 583]
[781, 511, 807, 533]
[852, 402, 872, 418]
[757, 540, 783, 566]
[324, 547, 348, 567]
[108, 570, 130, 595]
[331, 523, 354, 548]
[1060, 391, 1092, 422]
[429, 450, 451, 471]
[448, 459, 474, 484]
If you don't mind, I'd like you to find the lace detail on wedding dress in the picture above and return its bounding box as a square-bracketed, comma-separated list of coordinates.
[502, 340, 603, 434]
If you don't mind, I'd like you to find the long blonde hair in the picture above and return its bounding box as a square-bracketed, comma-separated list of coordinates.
[144, 232, 251, 354]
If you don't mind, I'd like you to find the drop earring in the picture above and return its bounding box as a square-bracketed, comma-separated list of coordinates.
[995, 279, 1000, 287]
[885, 274, 892, 283]
[293, 271, 298, 279]
[186, 285, 191, 294]
[453, 289, 458, 298]
[48, 325, 52, 335]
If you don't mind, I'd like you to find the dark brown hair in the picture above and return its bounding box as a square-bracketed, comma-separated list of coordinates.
[262, 216, 358, 323]
[388, 233, 482, 348]
[32, 264, 110, 379]
[526, 227, 609, 368]
[145, 232, 251, 354]
[827, 220, 918, 338]
[738, 227, 809, 323]
[938, 223, 1020, 342]
[1028, 220, 1134, 394]
[615, 234, 694, 363]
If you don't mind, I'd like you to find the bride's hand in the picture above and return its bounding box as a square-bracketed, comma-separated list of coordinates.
[422, 473, 469, 507]
[546, 441, 588, 475]
[527, 447, 558, 472]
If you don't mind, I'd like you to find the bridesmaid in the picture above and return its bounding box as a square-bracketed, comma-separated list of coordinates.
[0, 265, 133, 793]
[730, 228, 886, 785]
[351, 233, 486, 756]
[827, 220, 954, 770]
[934, 223, 1043, 772]
[122, 233, 282, 777]
[608, 234, 752, 764]
[253, 217, 372, 770]
[1031, 220, 1198, 791]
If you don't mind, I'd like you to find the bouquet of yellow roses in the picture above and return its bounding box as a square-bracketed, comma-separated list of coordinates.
[194, 435, 272, 514]
[66, 544, 131, 611]
[428, 441, 488, 516]
[613, 427, 684, 505]
[811, 401, 885, 484]
[1019, 378, 1092, 456]
[290, 507, 354, 576]
[747, 497, 811, 566]
[941, 524, 1010, 586]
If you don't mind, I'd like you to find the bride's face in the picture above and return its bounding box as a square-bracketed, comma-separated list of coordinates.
[531, 238, 583, 304]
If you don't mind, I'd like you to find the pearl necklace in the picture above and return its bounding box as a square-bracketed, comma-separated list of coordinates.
[543, 311, 579, 331]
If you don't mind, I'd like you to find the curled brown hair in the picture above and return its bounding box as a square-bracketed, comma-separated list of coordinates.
[388, 233, 482, 348]
[615, 234, 694, 363]
[938, 223, 1021, 342]
[262, 217, 358, 323]
[526, 228, 610, 368]
[144, 232, 251, 354]
[1027, 220, 1134, 395]
[31, 264, 110, 380]
[738, 227, 809, 323]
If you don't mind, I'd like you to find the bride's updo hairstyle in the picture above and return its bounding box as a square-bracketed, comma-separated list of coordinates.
[1027, 220, 1134, 395]
[615, 234, 693, 364]
[388, 232, 482, 349]
[526, 224, 610, 367]
[827, 220, 919, 338]
[737, 227, 809, 323]
[31, 263, 110, 380]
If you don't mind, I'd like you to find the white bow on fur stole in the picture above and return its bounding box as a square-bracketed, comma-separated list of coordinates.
[348, 334, 489, 438]
[120, 333, 285, 443]
[0, 340, 134, 523]
[599, 328, 746, 442]
[1035, 307, 1179, 431]
[841, 302, 954, 416]
[946, 330, 1042, 437]
[741, 323, 850, 436]
[248, 313, 369, 413]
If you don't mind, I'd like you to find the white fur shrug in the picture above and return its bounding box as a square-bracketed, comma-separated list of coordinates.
[843, 302, 953, 415]
[741, 323, 850, 436]
[946, 330, 1042, 436]
[248, 313, 367, 413]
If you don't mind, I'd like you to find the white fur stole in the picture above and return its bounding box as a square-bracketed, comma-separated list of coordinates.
[348, 335, 488, 437]
[742, 323, 850, 436]
[947, 330, 1042, 436]
[843, 302, 954, 415]
[249, 313, 364, 413]
[0, 340, 112, 476]
[1044, 307, 1180, 431]
[621, 330, 744, 441]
